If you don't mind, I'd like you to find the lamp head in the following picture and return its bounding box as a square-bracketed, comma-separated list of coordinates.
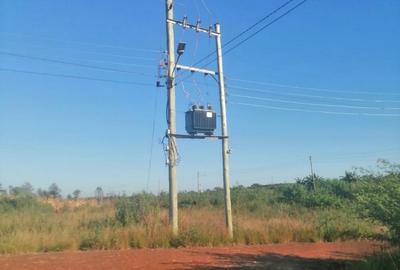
[177, 42, 186, 56]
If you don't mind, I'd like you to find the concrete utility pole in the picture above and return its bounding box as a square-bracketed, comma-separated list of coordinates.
[197, 171, 201, 193]
[162, 1, 233, 238]
[215, 23, 233, 239]
[309, 155, 316, 192]
[165, 0, 178, 236]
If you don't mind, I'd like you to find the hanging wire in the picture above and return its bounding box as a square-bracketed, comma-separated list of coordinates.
[230, 101, 400, 117]
[181, 81, 194, 105]
[228, 77, 400, 97]
[203, 73, 211, 105]
[161, 132, 180, 167]
[0, 32, 162, 53]
[0, 67, 153, 86]
[192, 76, 205, 105]
[146, 89, 159, 192]
[156, 50, 168, 87]
[171, 137, 181, 166]
[192, 0, 201, 20]
[161, 135, 169, 166]
[200, 0, 214, 25]
[0, 51, 154, 77]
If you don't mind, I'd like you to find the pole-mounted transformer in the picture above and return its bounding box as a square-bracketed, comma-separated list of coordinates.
[185, 105, 217, 136]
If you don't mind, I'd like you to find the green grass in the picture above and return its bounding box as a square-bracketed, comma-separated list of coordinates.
[1, 160, 398, 254]
[346, 250, 400, 270]
[0, 195, 383, 254]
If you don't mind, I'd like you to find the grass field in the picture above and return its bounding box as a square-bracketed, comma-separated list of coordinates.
[0, 160, 398, 270]
[0, 201, 380, 254]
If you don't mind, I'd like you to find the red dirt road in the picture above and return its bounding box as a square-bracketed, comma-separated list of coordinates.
[0, 241, 384, 270]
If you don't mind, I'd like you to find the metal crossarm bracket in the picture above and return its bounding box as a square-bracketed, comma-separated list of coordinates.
[176, 64, 216, 75]
[167, 18, 220, 36]
[170, 133, 228, 140]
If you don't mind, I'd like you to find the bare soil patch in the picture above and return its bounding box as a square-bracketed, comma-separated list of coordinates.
[0, 241, 385, 270]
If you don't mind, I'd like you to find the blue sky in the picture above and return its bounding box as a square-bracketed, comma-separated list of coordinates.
[0, 0, 399, 196]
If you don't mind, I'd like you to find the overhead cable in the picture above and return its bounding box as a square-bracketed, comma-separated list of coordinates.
[230, 93, 400, 111]
[192, 0, 296, 66]
[228, 85, 400, 104]
[228, 77, 400, 97]
[0, 67, 154, 86]
[177, 0, 308, 84]
[0, 32, 161, 53]
[222, 0, 308, 58]
[230, 101, 400, 117]
[0, 51, 154, 77]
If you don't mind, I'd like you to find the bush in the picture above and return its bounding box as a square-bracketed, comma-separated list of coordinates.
[345, 250, 400, 270]
[0, 196, 52, 213]
[317, 210, 374, 242]
[79, 237, 98, 251]
[279, 184, 344, 208]
[357, 176, 400, 243]
[115, 193, 160, 226]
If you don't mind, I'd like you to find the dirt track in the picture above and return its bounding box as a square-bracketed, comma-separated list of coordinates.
[0, 241, 384, 270]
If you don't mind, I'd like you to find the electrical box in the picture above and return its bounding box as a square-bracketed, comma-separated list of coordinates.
[185, 105, 216, 135]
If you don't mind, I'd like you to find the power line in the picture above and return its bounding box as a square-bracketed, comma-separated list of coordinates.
[230, 93, 400, 111]
[228, 77, 400, 97]
[146, 90, 159, 192]
[180, 80, 400, 104]
[56, 57, 154, 69]
[0, 32, 161, 53]
[177, 0, 308, 84]
[0, 42, 158, 62]
[0, 67, 154, 86]
[228, 85, 400, 104]
[223, 0, 307, 56]
[230, 101, 400, 117]
[0, 51, 154, 77]
[5, 51, 154, 68]
[200, 0, 213, 17]
[0, 44, 157, 65]
[192, 0, 296, 66]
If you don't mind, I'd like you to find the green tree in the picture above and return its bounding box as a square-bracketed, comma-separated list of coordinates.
[9, 182, 34, 197]
[95, 187, 104, 203]
[341, 171, 358, 183]
[0, 183, 6, 195]
[37, 188, 49, 199]
[48, 183, 61, 198]
[72, 189, 81, 200]
[357, 161, 400, 243]
[296, 175, 323, 192]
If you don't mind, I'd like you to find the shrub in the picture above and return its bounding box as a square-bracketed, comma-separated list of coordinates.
[357, 176, 400, 243]
[317, 210, 376, 242]
[345, 250, 400, 270]
[79, 237, 98, 251]
[0, 196, 52, 213]
[115, 193, 160, 226]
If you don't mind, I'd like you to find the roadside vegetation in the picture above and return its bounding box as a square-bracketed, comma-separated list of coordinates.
[0, 159, 398, 266]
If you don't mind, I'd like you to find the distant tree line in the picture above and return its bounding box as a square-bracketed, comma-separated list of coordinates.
[0, 182, 107, 203]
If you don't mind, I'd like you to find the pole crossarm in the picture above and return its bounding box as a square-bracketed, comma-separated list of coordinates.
[176, 64, 216, 75]
[170, 133, 228, 140]
[167, 18, 220, 36]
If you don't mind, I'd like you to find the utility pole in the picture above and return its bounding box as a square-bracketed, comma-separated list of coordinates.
[215, 23, 233, 239]
[162, 2, 233, 238]
[309, 155, 316, 192]
[197, 171, 201, 193]
[165, 0, 178, 236]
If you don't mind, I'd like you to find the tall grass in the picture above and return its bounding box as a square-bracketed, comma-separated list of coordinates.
[345, 249, 400, 270]
[2, 161, 398, 254]
[0, 195, 382, 254]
